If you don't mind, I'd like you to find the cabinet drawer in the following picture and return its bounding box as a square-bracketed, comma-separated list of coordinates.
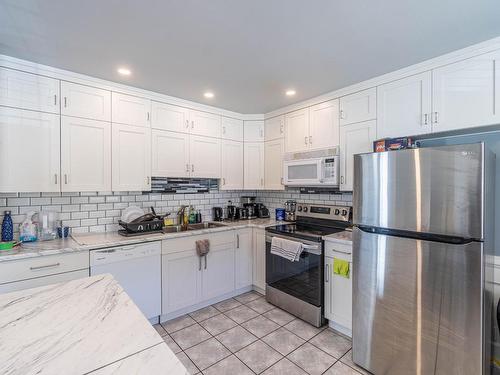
[325, 243, 352, 260]
[0, 269, 89, 294]
[162, 231, 234, 255]
[0, 251, 90, 285]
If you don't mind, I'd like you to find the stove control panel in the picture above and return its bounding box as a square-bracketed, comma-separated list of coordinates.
[296, 203, 351, 222]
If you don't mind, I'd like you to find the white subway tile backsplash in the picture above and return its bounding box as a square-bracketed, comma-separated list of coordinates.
[0, 189, 352, 236]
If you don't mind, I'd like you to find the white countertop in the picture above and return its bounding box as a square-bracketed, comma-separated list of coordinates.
[323, 230, 353, 244]
[0, 218, 284, 262]
[0, 274, 187, 375]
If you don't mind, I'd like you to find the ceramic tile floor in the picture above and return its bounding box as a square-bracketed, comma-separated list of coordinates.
[153, 291, 369, 375]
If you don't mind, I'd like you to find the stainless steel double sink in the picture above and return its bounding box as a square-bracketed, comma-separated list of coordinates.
[163, 222, 227, 233]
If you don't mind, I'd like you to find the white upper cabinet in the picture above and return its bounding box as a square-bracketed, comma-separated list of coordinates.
[61, 117, 111, 192]
[339, 87, 376, 126]
[61, 82, 111, 121]
[222, 117, 244, 141]
[432, 50, 500, 132]
[0, 67, 60, 114]
[151, 101, 189, 133]
[285, 108, 310, 153]
[244, 142, 265, 190]
[339, 120, 376, 192]
[0, 108, 60, 192]
[189, 110, 221, 138]
[112, 92, 151, 128]
[221, 140, 244, 190]
[265, 115, 284, 141]
[112, 123, 151, 191]
[244, 120, 265, 142]
[377, 72, 432, 139]
[264, 139, 284, 190]
[309, 99, 340, 149]
[189, 135, 221, 178]
[151, 130, 190, 178]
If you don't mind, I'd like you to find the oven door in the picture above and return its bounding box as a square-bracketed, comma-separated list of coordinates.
[265, 234, 323, 307]
[283, 158, 323, 186]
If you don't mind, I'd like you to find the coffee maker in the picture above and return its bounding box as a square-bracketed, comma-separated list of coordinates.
[284, 200, 297, 222]
[225, 200, 238, 220]
[240, 196, 257, 219]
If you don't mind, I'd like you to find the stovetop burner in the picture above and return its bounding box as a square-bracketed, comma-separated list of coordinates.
[266, 223, 346, 242]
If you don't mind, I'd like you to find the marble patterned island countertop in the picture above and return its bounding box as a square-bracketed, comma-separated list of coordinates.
[0, 274, 188, 375]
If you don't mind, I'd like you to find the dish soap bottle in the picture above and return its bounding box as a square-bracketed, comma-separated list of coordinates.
[1, 210, 13, 242]
[189, 206, 197, 224]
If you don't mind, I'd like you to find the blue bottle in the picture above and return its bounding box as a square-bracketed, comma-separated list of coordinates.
[2, 210, 13, 242]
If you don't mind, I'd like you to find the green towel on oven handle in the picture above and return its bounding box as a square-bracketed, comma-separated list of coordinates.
[333, 258, 350, 278]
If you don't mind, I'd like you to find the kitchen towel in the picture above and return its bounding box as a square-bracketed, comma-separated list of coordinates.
[333, 258, 350, 278]
[271, 237, 303, 262]
[196, 239, 210, 257]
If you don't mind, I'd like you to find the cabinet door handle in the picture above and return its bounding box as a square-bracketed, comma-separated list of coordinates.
[199, 256, 202, 271]
[30, 262, 60, 271]
[54, 174, 58, 185]
[325, 264, 329, 282]
[423, 113, 428, 125]
[192, 164, 194, 172]
[261, 178, 264, 186]
[304, 136, 308, 145]
[236, 233, 240, 248]
[204, 254, 207, 269]
[260, 129, 263, 138]
[64, 174, 68, 184]
[147, 176, 150, 185]
[280, 125, 284, 134]
[281, 177, 284, 185]
[340, 110, 345, 119]
[64, 97, 67, 108]
[54, 95, 57, 106]
[186, 163, 189, 172]
[222, 177, 226, 185]
[433, 111, 439, 124]
[185, 119, 189, 129]
[191, 120, 194, 129]
[222, 126, 226, 134]
[147, 112, 150, 122]
[341, 176, 344, 185]
[309, 136, 312, 144]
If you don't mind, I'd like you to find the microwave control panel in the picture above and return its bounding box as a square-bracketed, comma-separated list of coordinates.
[323, 157, 338, 181]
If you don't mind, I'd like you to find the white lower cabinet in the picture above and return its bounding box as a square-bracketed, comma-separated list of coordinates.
[61, 116, 111, 192]
[112, 123, 151, 191]
[235, 229, 253, 289]
[324, 241, 352, 337]
[252, 228, 266, 292]
[201, 242, 235, 300]
[221, 140, 244, 190]
[162, 250, 201, 314]
[339, 120, 376, 192]
[0, 107, 60, 193]
[161, 231, 236, 316]
[0, 269, 89, 294]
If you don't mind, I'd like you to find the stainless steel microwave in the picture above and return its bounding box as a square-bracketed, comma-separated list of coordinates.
[283, 148, 339, 186]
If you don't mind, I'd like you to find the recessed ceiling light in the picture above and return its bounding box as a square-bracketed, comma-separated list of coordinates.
[285, 89, 296, 96]
[117, 67, 131, 76]
[204, 91, 214, 99]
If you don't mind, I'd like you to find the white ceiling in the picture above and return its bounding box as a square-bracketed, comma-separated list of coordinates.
[1, 0, 500, 114]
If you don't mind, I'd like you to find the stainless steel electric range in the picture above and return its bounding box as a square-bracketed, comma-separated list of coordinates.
[265, 203, 352, 327]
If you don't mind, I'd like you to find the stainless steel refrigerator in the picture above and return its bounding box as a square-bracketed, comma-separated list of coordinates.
[352, 143, 496, 375]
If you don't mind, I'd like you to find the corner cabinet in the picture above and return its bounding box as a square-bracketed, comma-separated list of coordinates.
[264, 139, 284, 190]
[61, 117, 111, 192]
[222, 117, 244, 141]
[0, 107, 60, 192]
[265, 115, 284, 141]
[339, 120, 376, 192]
[221, 140, 244, 190]
[112, 123, 151, 191]
[244, 142, 265, 189]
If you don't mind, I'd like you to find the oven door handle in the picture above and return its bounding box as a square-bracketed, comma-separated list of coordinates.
[266, 238, 321, 255]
